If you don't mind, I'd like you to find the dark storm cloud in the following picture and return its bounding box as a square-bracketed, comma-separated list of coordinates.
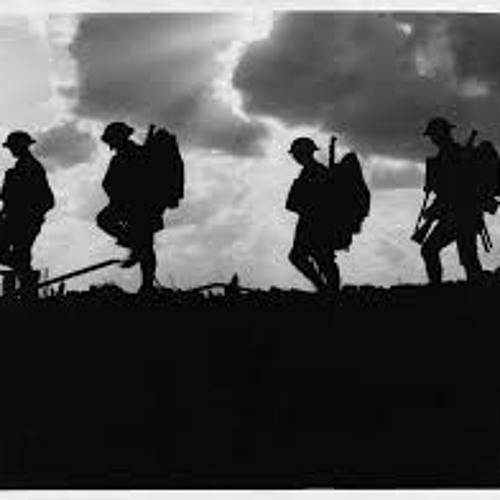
[35, 121, 97, 169]
[395, 13, 500, 141]
[68, 13, 267, 156]
[399, 13, 500, 85]
[233, 12, 500, 162]
[451, 15, 500, 84]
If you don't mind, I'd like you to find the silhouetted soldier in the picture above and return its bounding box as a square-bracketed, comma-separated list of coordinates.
[0, 131, 54, 291]
[417, 117, 485, 284]
[98, 122, 163, 294]
[286, 137, 335, 292]
[286, 136, 370, 294]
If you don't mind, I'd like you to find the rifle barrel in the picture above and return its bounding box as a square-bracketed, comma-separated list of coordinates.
[413, 190, 431, 235]
[36, 259, 122, 289]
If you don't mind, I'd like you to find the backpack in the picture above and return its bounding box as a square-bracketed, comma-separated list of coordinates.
[331, 152, 371, 234]
[142, 125, 185, 212]
[470, 140, 500, 214]
[285, 152, 371, 239]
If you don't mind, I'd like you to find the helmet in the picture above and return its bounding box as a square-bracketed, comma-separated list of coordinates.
[101, 122, 135, 143]
[289, 137, 320, 155]
[2, 131, 36, 149]
[423, 117, 455, 137]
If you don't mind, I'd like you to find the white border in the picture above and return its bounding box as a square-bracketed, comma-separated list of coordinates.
[0, 0, 499, 13]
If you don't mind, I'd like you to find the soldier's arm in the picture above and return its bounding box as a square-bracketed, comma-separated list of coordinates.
[0, 174, 5, 201]
[102, 169, 112, 196]
[423, 158, 437, 193]
[102, 160, 119, 198]
[0, 170, 12, 208]
[0, 179, 5, 214]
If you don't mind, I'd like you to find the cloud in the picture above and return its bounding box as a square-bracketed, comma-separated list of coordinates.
[233, 12, 500, 162]
[367, 156, 424, 190]
[25, 12, 500, 293]
[67, 13, 268, 156]
[38, 145, 260, 289]
[338, 188, 426, 285]
[400, 13, 500, 86]
[0, 17, 53, 128]
[35, 120, 97, 169]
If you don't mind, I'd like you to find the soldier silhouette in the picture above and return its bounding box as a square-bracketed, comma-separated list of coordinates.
[286, 136, 370, 294]
[415, 117, 485, 284]
[0, 131, 54, 291]
[98, 122, 163, 294]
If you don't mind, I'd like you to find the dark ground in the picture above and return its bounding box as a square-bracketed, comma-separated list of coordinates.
[1, 280, 500, 488]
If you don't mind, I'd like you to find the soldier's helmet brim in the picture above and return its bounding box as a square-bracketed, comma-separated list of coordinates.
[101, 122, 135, 143]
[423, 118, 456, 136]
[2, 131, 36, 148]
[289, 137, 320, 154]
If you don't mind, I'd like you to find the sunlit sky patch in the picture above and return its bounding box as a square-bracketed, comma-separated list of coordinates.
[214, 12, 276, 119]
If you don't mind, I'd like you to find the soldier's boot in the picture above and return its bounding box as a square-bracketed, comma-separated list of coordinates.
[325, 266, 341, 297]
[421, 245, 443, 284]
[458, 238, 484, 284]
[464, 263, 485, 284]
[317, 253, 340, 295]
[138, 245, 157, 295]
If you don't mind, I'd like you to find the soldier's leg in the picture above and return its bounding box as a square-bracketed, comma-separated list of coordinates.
[11, 218, 44, 295]
[96, 204, 128, 242]
[288, 218, 326, 291]
[138, 233, 157, 293]
[11, 217, 43, 272]
[121, 218, 157, 293]
[420, 220, 455, 284]
[312, 244, 340, 292]
[121, 212, 155, 269]
[0, 216, 15, 266]
[456, 227, 483, 282]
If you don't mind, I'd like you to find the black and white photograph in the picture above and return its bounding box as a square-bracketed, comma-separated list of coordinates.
[1, 0, 500, 490]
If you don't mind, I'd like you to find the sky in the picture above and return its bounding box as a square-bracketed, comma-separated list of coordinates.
[1, 4, 500, 291]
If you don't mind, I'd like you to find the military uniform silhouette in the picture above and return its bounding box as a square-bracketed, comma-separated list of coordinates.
[0, 131, 54, 289]
[286, 136, 370, 293]
[98, 122, 163, 294]
[419, 117, 484, 284]
[286, 137, 341, 293]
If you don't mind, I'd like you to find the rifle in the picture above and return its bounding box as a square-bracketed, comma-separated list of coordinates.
[480, 221, 493, 253]
[144, 124, 156, 147]
[465, 129, 478, 149]
[328, 136, 337, 170]
[411, 190, 432, 244]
